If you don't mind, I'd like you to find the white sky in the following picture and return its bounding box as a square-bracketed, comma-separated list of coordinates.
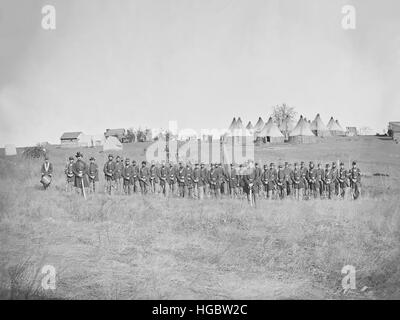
[1, 0, 399, 146]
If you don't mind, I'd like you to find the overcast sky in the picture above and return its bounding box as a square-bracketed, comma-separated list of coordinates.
[0, 0, 399, 146]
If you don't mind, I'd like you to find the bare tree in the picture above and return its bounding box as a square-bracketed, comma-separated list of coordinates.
[271, 103, 297, 125]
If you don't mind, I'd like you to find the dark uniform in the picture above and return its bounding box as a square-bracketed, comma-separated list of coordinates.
[208, 164, 221, 198]
[254, 163, 262, 197]
[131, 161, 139, 193]
[114, 156, 124, 193]
[122, 158, 134, 195]
[72, 152, 89, 196]
[168, 164, 177, 195]
[324, 164, 334, 199]
[40, 156, 53, 190]
[276, 164, 286, 199]
[308, 162, 318, 199]
[177, 163, 186, 197]
[243, 165, 257, 205]
[261, 165, 269, 198]
[64, 157, 75, 192]
[192, 164, 202, 199]
[200, 163, 209, 198]
[349, 161, 361, 200]
[292, 163, 302, 200]
[88, 157, 99, 193]
[185, 164, 194, 198]
[316, 163, 324, 197]
[139, 161, 149, 194]
[268, 163, 277, 199]
[299, 162, 308, 197]
[337, 162, 349, 198]
[158, 163, 169, 196]
[228, 164, 240, 198]
[149, 163, 159, 194]
[332, 162, 339, 196]
[283, 162, 292, 196]
[103, 155, 116, 195]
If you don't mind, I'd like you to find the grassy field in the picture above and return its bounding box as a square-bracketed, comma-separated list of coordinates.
[1, 136, 400, 299]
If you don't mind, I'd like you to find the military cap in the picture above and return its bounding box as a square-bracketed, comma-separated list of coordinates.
[142, 160, 147, 165]
[332, 162, 337, 167]
[326, 163, 330, 167]
[116, 156, 121, 159]
[294, 162, 298, 165]
[132, 160, 136, 164]
[89, 157, 95, 161]
[340, 162, 344, 165]
[270, 162, 274, 166]
[255, 162, 259, 166]
[264, 164, 268, 168]
[75, 152, 82, 158]
[278, 164, 283, 168]
[108, 154, 113, 158]
[68, 156, 74, 160]
[285, 162, 288, 165]
[125, 158, 130, 162]
[195, 163, 199, 166]
[352, 161, 357, 165]
[301, 161, 304, 165]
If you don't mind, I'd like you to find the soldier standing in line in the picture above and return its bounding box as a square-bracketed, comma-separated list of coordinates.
[260, 164, 269, 199]
[228, 163, 239, 198]
[103, 154, 116, 195]
[139, 161, 149, 195]
[208, 163, 221, 199]
[149, 162, 159, 194]
[185, 163, 194, 198]
[168, 163, 177, 196]
[267, 163, 277, 199]
[349, 161, 361, 200]
[72, 152, 89, 197]
[216, 163, 225, 196]
[40, 155, 53, 190]
[299, 161, 309, 198]
[292, 162, 302, 200]
[192, 163, 201, 199]
[114, 156, 123, 194]
[308, 161, 318, 199]
[283, 162, 292, 197]
[131, 160, 139, 193]
[243, 162, 257, 206]
[337, 162, 349, 199]
[200, 163, 209, 199]
[324, 163, 334, 199]
[254, 162, 262, 198]
[122, 158, 133, 195]
[64, 156, 75, 192]
[276, 164, 286, 199]
[332, 162, 339, 197]
[158, 162, 169, 197]
[238, 164, 246, 197]
[177, 162, 186, 197]
[88, 157, 99, 194]
[316, 163, 324, 198]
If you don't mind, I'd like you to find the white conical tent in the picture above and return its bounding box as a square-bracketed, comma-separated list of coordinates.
[335, 120, 345, 132]
[289, 116, 316, 143]
[266, 122, 284, 143]
[226, 117, 252, 140]
[327, 117, 345, 136]
[253, 117, 264, 133]
[246, 121, 254, 130]
[310, 114, 331, 137]
[256, 117, 273, 138]
[235, 117, 244, 129]
[228, 117, 237, 131]
[103, 136, 123, 151]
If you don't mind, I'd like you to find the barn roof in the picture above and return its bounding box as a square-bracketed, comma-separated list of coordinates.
[60, 132, 82, 140]
[105, 128, 125, 137]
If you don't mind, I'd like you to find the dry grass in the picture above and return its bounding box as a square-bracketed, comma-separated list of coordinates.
[1, 136, 400, 299]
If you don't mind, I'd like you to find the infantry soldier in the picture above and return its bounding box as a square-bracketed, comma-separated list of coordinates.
[158, 162, 169, 197]
[324, 163, 334, 199]
[316, 163, 324, 198]
[238, 164, 246, 196]
[114, 156, 124, 193]
[88, 157, 99, 193]
[337, 162, 349, 198]
[208, 163, 221, 198]
[72, 152, 89, 197]
[267, 163, 277, 199]
[243, 162, 257, 206]
[192, 163, 202, 199]
[332, 162, 339, 196]
[185, 163, 194, 198]
[149, 162, 159, 194]
[177, 162, 186, 197]
[260, 164, 269, 199]
[131, 160, 139, 193]
[103, 154, 116, 195]
[122, 158, 134, 195]
[283, 162, 292, 196]
[254, 162, 262, 198]
[40, 155, 53, 190]
[216, 163, 227, 196]
[64, 156, 75, 192]
[349, 161, 361, 200]
[292, 162, 302, 200]
[168, 163, 177, 196]
[276, 164, 286, 199]
[228, 163, 240, 198]
[299, 161, 309, 198]
[139, 161, 149, 194]
[200, 163, 209, 198]
[308, 161, 318, 199]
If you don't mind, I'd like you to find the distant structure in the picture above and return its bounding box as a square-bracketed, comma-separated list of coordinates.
[279, 116, 295, 140]
[60, 132, 84, 147]
[103, 136, 123, 151]
[327, 117, 345, 136]
[104, 128, 126, 142]
[346, 127, 358, 137]
[388, 122, 400, 142]
[258, 117, 284, 143]
[289, 115, 316, 143]
[253, 117, 265, 135]
[246, 121, 254, 130]
[5, 144, 17, 156]
[310, 114, 331, 137]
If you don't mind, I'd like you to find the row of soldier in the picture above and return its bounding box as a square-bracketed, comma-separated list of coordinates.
[59, 152, 362, 202]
